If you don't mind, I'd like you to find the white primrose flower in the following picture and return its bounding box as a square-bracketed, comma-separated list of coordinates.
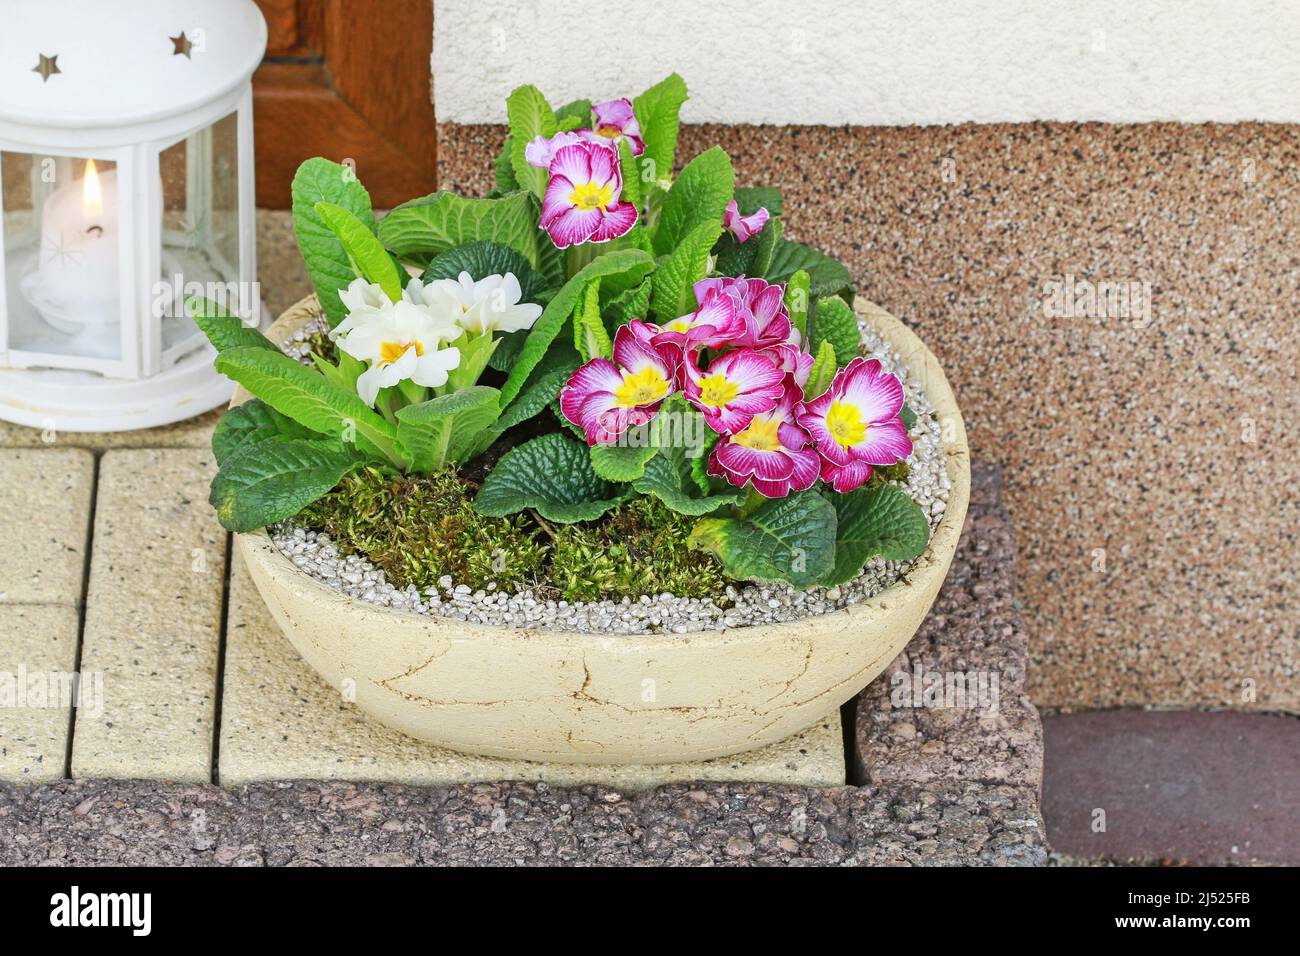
[405, 271, 543, 336]
[337, 277, 392, 321]
[332, 299, 462, 407]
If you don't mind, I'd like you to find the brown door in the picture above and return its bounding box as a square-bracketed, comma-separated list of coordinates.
[252, 0, 436, 208]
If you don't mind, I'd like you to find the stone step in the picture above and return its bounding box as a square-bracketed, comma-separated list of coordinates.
[0, 776, 1046, 866]
[854, 462, 1045, 856]
[69, 450, 227, 783]
[218, 551, 845, 791]
[1043, 709, 1300, 865]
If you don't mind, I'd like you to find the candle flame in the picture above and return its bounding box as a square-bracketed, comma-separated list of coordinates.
[82, 159, 103, 220]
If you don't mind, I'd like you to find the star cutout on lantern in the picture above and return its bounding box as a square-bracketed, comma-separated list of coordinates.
[33, 53, 61, 82]
[170, 31, 193, 59]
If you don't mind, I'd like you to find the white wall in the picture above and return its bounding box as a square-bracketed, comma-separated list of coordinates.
[432, 0, 1300, 125]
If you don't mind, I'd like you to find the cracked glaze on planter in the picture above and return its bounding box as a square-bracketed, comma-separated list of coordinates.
[232, 295, 970, 764]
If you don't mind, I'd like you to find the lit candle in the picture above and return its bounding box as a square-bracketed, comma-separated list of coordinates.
[24, 159, 120, 330]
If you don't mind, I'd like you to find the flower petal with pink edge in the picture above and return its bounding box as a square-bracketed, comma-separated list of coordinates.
[612, 323, 675, 381]
[723, 200, 770, 243]
[548, 143, 594, 185]
[715, 440, 795, 483]
[856, 418, 914, 465]
[837, 357, 906, 422]
[820, 457, 874, 494]
[588, 200, 638, 243]
[539, 175, 577, 226]
[544, 206, 602, 248]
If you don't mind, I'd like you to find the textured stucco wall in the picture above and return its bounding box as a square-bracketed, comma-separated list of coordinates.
[432, 0, 1300, 125]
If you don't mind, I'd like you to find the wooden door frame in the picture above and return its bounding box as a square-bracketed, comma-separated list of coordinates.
[252, 0, 436, 208]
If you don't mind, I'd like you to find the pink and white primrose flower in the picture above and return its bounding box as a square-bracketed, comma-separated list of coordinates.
[723, 199, 770, 243]
[797, 357, 913, 493]
[560, 323, 680, 445]
[693, 276, 790, 349]
[649, 286, 746, 356]
[759, 326, 814, 388]
[684, 347, 785, 435]
[538, 140, 638, 249]
[591, 98, 645, 155]
[709, 380, 820, 498]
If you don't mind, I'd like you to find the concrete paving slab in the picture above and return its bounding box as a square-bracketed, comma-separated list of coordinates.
[0, 604, 82, 784]
[1042, 709, 1300, 866]
[0, 449, 95, 606]
[219, 553, 844, 791]
[70, 450, 226, 783]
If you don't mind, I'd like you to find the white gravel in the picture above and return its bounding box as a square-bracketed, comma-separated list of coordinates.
[271, 318, 952, 634]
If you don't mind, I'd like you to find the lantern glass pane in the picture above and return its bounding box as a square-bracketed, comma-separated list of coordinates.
[157, 111, 242, 358]
[2, 152, 123, 362]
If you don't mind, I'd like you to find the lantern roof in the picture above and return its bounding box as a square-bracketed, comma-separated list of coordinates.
[0, 0, 266, 130]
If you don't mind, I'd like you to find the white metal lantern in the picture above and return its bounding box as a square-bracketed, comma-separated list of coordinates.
[0, 0, 267, 431]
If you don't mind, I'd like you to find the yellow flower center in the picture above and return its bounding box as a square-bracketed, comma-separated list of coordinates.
[665, 317, 693, 333]
[596, 125, 622, 140]
[379, 339, 424, 365]
[613, 366, 670, 407]
[825, 400, 867, 449]
[732, 415, 782, 452]
[697, 373, 739, 408]
[570, 180, 616, 211]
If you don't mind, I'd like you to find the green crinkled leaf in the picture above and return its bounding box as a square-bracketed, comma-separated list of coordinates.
[574, 280, 611, 362]
[420, 240, 545, 303]
[689, 490, 837, 587]
[813, 296, 863, 367]
[212, 399, 319, 467]
[604, 278, 651, 327]
[634, 441, 743, 516]
[589, 443, 658, 482]
[214, 347, 404, 467]
[395, 385, 501, 471]
[507, 84, 557, 199]
[474, 432, 630, 522]
[377, 190, 544, 273]
[650, 221, 721, 323]
[766, 239, 853, 298]
[652, 146, 734, 255]
[186, 296, 278, 353]
[445, 331, 501, 391]
[821, 482, 932, 587]
[499, 248, 654, 407]
[714, 215, 782, 279]
[291, 158, 378, 326]
[805, 340, 838, 401]
[493, 136, 519, 193]
[901, 403, 918, 430]
[632, 73, 688, 187]
[733, 186, 784, 218]
[210, 438, 366, 533]
[784, 268, 811, 341]
[554, 98, 592, 128]
[314, 201, 403, 302]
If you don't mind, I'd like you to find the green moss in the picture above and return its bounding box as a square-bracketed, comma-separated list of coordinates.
[297, 467, 546, 592]
[546, 497, 729, 603]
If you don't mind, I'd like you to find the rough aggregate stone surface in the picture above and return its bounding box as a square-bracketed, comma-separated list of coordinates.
[0, 777, 1046, 867]
[856, 464, 1044, 789]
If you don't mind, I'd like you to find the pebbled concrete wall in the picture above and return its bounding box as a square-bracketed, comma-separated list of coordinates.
[432, 0, 1300, 125]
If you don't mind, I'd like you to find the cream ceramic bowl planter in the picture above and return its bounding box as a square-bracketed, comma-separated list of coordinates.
[233, 295, 970, 765]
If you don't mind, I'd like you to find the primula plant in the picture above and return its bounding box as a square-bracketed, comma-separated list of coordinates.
[193, 74, 931, 591]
